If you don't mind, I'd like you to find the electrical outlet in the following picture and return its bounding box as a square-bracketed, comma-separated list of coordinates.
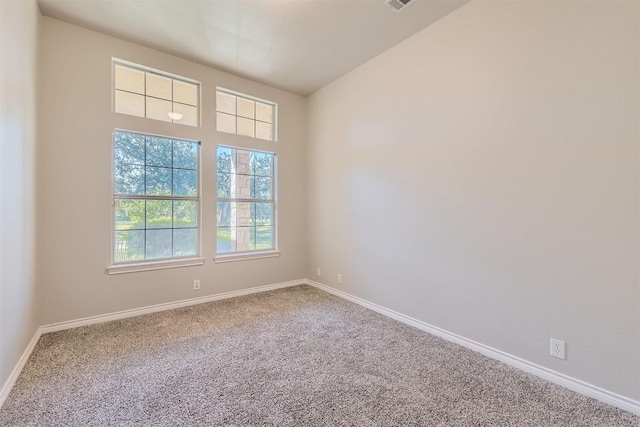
[193, 279, 201, 291]
[337, 274, 343, 285]
[317, 268, 321, 277]
[550, 338, 565, 360]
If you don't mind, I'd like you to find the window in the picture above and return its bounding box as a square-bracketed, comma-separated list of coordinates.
[113, 60, 200, 127]
[216, 88, 276, 141]
[216, 146, 276, 255]
[113, 130, 200, 264]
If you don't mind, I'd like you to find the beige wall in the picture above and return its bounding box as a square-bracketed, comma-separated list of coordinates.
[0, 0, 40, 388]
[307, 0, 639, 400]
[38, 17, 307, 325]
[13, 0, 640, 407]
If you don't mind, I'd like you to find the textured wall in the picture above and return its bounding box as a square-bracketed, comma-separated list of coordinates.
[0, 0, 40, 390]
[307, 1, 639, 400]
[38, 17, 308, 325]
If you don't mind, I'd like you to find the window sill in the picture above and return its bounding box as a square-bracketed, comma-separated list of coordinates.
[106, 257, 205, 275]
[214, 251, 280, 264]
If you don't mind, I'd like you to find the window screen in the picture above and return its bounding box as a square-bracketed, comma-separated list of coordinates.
[114, 60, 200, 127]
[216, 89, 276, 141]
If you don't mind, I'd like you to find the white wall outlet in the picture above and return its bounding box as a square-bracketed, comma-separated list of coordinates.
[337, 274, 343, 285]
[550, 338, 566, 360]
[193, 279, 201, 291]
[317, 268, 321, 277]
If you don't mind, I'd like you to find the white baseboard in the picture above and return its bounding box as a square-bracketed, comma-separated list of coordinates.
[0, 327, 42, 409]
[0, 279, 304, 409]
[41, 279, 304, 334]
[304, 279, 640, 416]
[3, 278, 638, 417]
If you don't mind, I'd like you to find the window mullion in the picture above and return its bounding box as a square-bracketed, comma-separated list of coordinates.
[115, 195, 199, 202]
[218, 198, 274, 203]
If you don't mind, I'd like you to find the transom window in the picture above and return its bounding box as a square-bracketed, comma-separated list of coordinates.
[113, 60, 200, 127]
[113, 130, 200, 263]
[216, 88, 276, 141]
[216, 146, 276, 254]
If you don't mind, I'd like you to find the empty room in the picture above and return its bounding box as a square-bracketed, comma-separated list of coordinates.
[1, 0, 638, 425]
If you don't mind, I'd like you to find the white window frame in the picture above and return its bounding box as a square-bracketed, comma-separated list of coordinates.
[112, 58, 202, 127]
[215, 87, 278, 141]
[107, 129, 204, 274]
[214, 145, 279, 263]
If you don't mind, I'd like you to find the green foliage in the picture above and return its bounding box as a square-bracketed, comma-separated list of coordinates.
[216, 147, 274, 228]
[113, 131, 200, 261]
[114, 136, 278, 261]
[114, 131, 198, 198]
[215, 227, 272, 253]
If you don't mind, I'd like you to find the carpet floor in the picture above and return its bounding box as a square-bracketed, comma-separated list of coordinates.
[0, 285, 637, 426]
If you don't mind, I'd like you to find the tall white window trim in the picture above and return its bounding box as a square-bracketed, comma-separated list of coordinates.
[113, 130, 200, 264]
[216, 88, 277, 141]
[113, 59, 200, 127]
[216, 146, 276, 255]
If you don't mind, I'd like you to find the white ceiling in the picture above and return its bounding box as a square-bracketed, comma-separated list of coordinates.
[38, 0, 469, 96]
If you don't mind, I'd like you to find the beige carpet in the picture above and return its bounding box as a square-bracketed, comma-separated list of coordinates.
[0, 285, 637, 426]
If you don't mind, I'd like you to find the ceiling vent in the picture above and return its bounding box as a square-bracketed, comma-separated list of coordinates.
[384, 0, 413, 13]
